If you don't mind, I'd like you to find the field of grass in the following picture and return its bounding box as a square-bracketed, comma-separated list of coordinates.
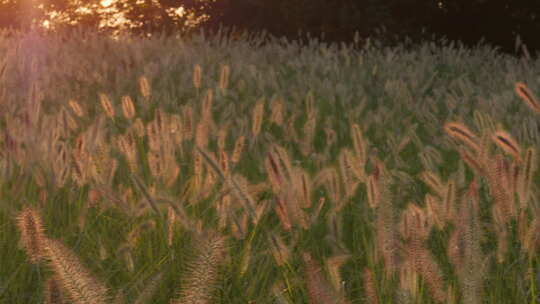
[1, 28, 540, 303]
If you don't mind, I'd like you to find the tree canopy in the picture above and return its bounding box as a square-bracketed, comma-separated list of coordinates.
[0, 0, 538, 59]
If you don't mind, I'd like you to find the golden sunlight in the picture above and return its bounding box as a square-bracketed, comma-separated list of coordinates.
[101, 0, 113, 8]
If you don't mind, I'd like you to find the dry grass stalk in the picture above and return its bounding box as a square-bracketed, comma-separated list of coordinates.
[270, 98, 284, 126]
[195, 120, 209, 148]
[238, 241, 252, 277]
[115, 134, 138, 173]
[201, 89, 213, 123]
[218, 149, 230, 178]
[121, 96, 136, 120]
[193, 150, 203, 193]
[325, 167, 342, 207]
[182, 106, 194, 140]
[300, 115, 316, 156]
[153, 105, 169, 129]
[425, 194, 444, 230]
[400, 206, 446, 303]
[491, 130, 522, 162]
[351, 123, 367, 165]
[517, 147, 536, 209]
[265, 148, 291, 222]
[472, 110, 497, 138]
[515, 82, 540, 114]
[346, 150, 364, 179]
[520, 217, 540, 260]
[44, 238, 109, 304]
[447, 179, 487, 304]
[284, 182, 308, 229]
[509, 161, 521, 202]
[338, 148, 358, 199]
[99, 93, 115, 120]
[366, 175, 380, 209]
[486, 154, 516, 224]
[443, 122, 481, 154]
[457, 148, 485, 176]
[230, 212, 248, 239]
[296, 168, 312, 209]
[273, 145, 294, 180]
[305, 91, 316, 121]
[139, 76, 151, 98]
[231, 135, 245, 164]
[265, 151, 283, 193]
[172, 232, 225, 304]
[373, 159, 400, 280]
[399, 204, 430, 242]
[201, 166, 218, 197]
[416, 249, 446, 303]
[267, 151, 309, 230]
[169, 114, 183, 145]
[193, 64, 202, 90]
[216, 194, 231, 230]
[133, 272, 163, 304]
[90, 143, 116, 185]
[362, 268, 379, 304]
[195, 147, 257, 220]
[219, 64, 230, 93]
[217, 128, 227, 151]
[274, 196, 292, 231]
[124, 250, 135, 273]
[442, 180, 456, 224]
[68, 99, 84, 118]
[302, 252, 349, 304]
[16, 206, 46, 264]
[268, 233, 290, 266]
[44, 275, 66, 304]
[419, 171, 446, 199]
[131, 118, 146, 137]
[167, 206, 176, 247]
[62, 108, 79, 131]
[397, 262, 418, 303]
[325, 254, 350, 294]
[251, 99, 264, 138]
[146, 119, 161, 151]
[476, 132, 493, 168]
[494, 223, 508, 264]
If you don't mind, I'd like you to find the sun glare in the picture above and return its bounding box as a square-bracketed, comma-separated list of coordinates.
[101, 0, 113, 7]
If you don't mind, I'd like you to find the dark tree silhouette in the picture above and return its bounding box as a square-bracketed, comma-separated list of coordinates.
[0, 0, 538, 58]
[386, 0, 540, 59]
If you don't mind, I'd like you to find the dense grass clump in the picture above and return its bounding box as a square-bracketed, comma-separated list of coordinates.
[1, 28, 540, 303]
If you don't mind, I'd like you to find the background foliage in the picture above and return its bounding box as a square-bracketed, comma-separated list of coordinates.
[0, 0, 539, 59]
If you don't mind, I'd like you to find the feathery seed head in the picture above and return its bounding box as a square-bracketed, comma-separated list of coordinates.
[99, 93, 115, 119]
[131, 118, 146, 137]
[193, 64, 202, 89]
[492, 130, 522, 162]
[44, 238, 109, 304]
[270, 98, 284, 126]
[121, 96, 136, 120]
[68, 99, 84, 117]
[139, 76, 151, 98]
[172, 231, 226, 304]
[231, 135, 245, 164]
[219, 64, 230, 93]
[443, 122, 481, 154]
[16, 206, 46, 264]
[251, 99, 264, 138]
[515, 82, 540, 114]
[366, 175, 380, 209]
[362, 268, 379, 304]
